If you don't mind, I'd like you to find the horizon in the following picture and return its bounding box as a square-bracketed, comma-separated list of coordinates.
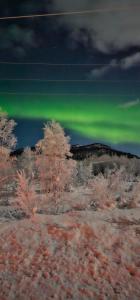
[11, 117, 140, 157]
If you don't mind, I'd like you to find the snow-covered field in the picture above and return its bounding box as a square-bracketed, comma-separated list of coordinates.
[0, 186, 140, 300]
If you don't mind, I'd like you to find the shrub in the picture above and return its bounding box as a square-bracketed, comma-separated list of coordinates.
[76, 158, 93, 185]
[128, 179, 140, 208]
[19, 147, 36, 178]
[88, 167, 138, 210]
[0, 147, 11, 186]
[16, 170, 37, 218]
[88, 173, 115, 210]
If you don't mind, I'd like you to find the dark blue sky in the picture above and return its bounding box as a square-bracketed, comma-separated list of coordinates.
[0, 1, 140, 155]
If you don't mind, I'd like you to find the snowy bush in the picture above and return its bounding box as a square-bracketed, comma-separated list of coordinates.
[88, 167, 140, 210]
[16, 170, 37, 218]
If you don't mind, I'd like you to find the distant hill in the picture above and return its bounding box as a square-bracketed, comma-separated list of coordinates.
[71, 143, 140, 160]
[11, 143, 140, 160]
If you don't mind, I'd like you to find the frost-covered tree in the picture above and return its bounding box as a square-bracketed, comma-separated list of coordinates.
[0, 109, 17, 194]
[19, 147, 36, 178]
[0, 109, 17, 151]
[16, 170, 37, 218]
[76, 158, 93, 185]
[36, 121, 76, 202]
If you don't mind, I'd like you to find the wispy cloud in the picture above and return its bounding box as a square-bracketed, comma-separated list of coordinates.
[121, 52, 140, 69]
[89, 60, 117, 78]
[89, 52, 140, 78]
[0, 24, 37, 57]
[53, 0, 140, 53]
[118, 99, 140, 109]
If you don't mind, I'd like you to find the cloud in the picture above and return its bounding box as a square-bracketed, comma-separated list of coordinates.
[89, 66, 110, 78]
[1, 1, 140, 58]
[52, 0, 140, 53]
[0, 24, 37, 57]
[121, 52, 140, 69]
[119, 99, 140, 109]
[89, 59, 117, 78]
[89, 52, 140, 78]
[0, 1, 46, 57]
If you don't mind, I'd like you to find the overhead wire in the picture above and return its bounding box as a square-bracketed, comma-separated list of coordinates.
[0, 6, 139, 99]
[0, 62, 140, 67]
[0, 5, 140, 20]
[0, 92, 137, 96]
[0, 79, 140, 82]
[0, 62, 122, 66]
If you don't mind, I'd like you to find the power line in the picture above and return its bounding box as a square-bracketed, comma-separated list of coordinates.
[0, 62, 120, 66]
[0, 78, 140, 82]
[0, 92, 137, 96]
[0, 6, 140, 20]
[1, 62, 140, 67]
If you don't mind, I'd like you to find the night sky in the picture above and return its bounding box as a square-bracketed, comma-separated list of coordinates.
[0, 1, 140, 155]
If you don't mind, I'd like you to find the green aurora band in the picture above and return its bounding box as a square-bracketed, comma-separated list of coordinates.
[0, 95, 140, 144]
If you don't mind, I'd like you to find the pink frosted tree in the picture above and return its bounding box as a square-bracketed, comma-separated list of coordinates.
[16, 170, 38, 218]
[0, 109, 17, 150]
[0, 109, 17, 195]
[36, 121, 76, 203]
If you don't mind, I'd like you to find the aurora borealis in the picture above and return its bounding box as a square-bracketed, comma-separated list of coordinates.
[0, 94, 140, 149]
[0, 1, 140, 155]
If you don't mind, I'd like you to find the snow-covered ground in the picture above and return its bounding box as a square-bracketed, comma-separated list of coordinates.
[0, 186, 140, 300]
